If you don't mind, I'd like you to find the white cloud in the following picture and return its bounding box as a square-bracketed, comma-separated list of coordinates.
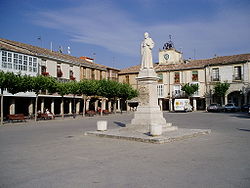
[33, 1, 250, 61]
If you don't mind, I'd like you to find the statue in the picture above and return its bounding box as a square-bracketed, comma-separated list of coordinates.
[141, 32, 154, 69]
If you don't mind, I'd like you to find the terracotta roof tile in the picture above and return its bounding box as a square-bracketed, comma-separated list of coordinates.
[0, 38, 119, 71]
[119, 53, 250, 74]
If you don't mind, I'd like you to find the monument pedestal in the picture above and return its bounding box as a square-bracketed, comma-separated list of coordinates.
[127, 68, 177, 133]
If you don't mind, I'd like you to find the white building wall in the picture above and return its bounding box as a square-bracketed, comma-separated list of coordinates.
[73, 65, 80, 81]
[46, 60, 57, 77]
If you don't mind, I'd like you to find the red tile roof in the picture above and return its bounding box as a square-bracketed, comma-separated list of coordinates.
[119, 53, 250, 74]
[0, 38, 119, 71]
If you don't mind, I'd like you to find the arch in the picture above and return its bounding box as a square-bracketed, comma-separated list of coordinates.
[227, 91, 244, 106]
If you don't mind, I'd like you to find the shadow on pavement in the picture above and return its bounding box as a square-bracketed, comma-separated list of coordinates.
[114, 121, 126, 127]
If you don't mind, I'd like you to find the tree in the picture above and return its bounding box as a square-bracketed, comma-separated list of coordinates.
[79, 79, 99, 116]
[181, 83, 199, 97]
[0, 72, 21, 125]
[213, 82, 230, 105]
[56, 81, 70, 118]
[97, 80, 120, 115]
[117, 83, 138, 112]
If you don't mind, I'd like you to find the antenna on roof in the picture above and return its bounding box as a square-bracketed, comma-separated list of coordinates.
[37, 36, 42, 47]
[50, 42, 53, 52]
[59, 46, 63, 53]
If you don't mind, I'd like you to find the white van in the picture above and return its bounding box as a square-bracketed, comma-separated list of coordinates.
[174, 99, 192, 112]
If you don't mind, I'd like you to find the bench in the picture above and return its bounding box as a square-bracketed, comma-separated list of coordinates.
[38, 113, 55, 120]
[86, 110, 96, 117]
[7, 114, 26, 122]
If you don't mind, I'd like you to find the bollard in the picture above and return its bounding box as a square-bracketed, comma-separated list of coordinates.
[150, 124, 162, 136]
[97, 121, 107, 131]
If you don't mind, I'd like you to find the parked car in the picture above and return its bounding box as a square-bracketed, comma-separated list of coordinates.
[224, 103, 240, 112]
[207, 103, 224, 112]
[241, 104, 250, 112]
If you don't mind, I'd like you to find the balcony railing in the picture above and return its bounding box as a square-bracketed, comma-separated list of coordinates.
[172, 91, 187, 98]
[41, 72, 49, 76]
[232, 75, 243, 81]
[211, 76, 220, 82]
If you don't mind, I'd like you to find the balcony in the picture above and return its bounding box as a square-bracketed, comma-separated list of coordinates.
[57, 70, 63, 78]
[232, 75, 243, 82]
[41, 72, 49, 76]
[172, 91, 187, 98]
[70, 76, 76, 81]
[211, 76, 220, 82]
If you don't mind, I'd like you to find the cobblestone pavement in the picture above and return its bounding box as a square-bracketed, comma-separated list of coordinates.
[0, 112, 249, 188]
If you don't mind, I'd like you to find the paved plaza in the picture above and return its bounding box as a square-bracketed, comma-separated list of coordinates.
[0, 112, 250, 188]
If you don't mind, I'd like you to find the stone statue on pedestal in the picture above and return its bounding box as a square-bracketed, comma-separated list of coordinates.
[127, 32, 177, 134]
[141, 32, 154, 70]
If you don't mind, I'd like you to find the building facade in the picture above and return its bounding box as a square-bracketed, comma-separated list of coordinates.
[0, 38, 119, 118]
[119, 42, 250, 111]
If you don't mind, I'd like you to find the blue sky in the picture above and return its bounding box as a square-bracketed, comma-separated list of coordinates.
[1, 0, 250, 69]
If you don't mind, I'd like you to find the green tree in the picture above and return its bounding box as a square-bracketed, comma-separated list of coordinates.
[213, 82, 230, 105]
[181, 83, 199, 97]
[97, 80, 120, 115]
[117, 83, 138, 112]
[56, 82, 70, 118]
[79, 79, 99, 116]
[0, 72, 21, 125]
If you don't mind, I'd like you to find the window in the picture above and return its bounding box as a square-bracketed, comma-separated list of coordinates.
[33, 58, 37, 72]
[212, 68, 219, 81]
[192, 71, 198, 81]
[233, 66, 242, 80]
[158, 73, 163, 83]
[174, 72, 180, 83]
[125, 75, 129, 84]
[157, 84, 164, 98]
[18, 55, 23, 70]
[173, 85, 181, 97]
[29, 57, 32, 72]
[57, 65, 63, 77]
[1, 51, 7, 68]
[14, 53, 18, 70]
[7, 53, 12, 69]
[69, 70, 75, 80]
[23, 56, 27, 71]
[91, 69, 95, 80]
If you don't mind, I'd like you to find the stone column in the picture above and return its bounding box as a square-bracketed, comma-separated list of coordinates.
[108, 101, 112, 112]
[169, 99, 173, 112]
[126, 101, 129, 112]
[193, 98, 197, 111]
[76, 100, 80, 114]
[28, 100, 34, 116]
[9, 98, 15, 115]
[244, 94, 248, 104]
[60, 100, 64, 115]
[224, 95, 228, 105]
[159, 99, 163, 111]
[102, 99, 106, 110]
[94, 100, 98, 111]
[41, 98, 45, 113]
[51, 99, 55, 114]
[117, 99, 121, 111]
[69, 100, 72, 114]
[86, 99, 90, 111]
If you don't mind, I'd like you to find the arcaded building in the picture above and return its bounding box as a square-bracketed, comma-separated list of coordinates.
[0, 38, 119, 118]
